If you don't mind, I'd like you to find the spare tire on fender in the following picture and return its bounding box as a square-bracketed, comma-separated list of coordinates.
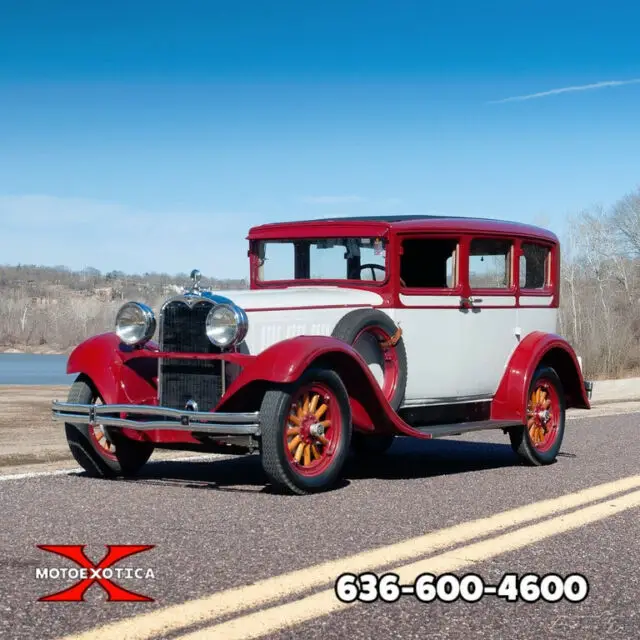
[331, 308, 407, 411]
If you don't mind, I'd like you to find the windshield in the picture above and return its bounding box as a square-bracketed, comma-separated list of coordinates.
[255, 237, 388, 284]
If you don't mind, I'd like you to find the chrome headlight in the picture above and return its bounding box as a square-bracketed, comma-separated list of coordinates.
[115, 302, 156, 346]
[205, 303, 248, 348]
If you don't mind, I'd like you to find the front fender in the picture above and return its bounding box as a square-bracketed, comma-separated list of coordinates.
[491, 331, 590, 422]
[216, 336, 423, 437]
[66, 332, 158, 405]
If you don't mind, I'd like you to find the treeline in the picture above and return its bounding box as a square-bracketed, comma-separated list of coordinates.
[0, 267, 248, 351]
[558, 186, 640, 379]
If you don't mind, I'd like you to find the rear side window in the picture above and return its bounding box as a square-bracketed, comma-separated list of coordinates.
[520, 243, 550, 289]
[400, 238, 458, 288]
[468, 239, 512, 289]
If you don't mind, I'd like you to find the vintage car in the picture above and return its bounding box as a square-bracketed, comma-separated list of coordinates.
[52, 215, 593, 494]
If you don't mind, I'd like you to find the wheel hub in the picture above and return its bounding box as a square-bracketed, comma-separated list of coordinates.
[309, 422, 325, 438]
[526, 384, 555, 447]
[285, 388, 334, 468]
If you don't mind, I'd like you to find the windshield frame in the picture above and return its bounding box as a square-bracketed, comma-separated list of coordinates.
[250, 236, 391, 288]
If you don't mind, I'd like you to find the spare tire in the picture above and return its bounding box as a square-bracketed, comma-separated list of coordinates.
[331, 308, 407, 411]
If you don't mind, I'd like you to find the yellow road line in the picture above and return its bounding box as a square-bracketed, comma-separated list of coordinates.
[58, 474, 640, 640]
[179, 488, 640, 639]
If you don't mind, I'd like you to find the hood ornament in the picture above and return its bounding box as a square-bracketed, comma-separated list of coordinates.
[188, 269, 202, 293]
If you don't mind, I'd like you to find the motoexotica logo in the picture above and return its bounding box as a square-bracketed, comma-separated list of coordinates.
[36, 544, 156, 602]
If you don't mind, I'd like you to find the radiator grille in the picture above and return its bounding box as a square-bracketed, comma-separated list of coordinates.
[159, 299, 223, 412]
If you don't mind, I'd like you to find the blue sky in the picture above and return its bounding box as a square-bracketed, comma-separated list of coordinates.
[1, 0, 639, 278]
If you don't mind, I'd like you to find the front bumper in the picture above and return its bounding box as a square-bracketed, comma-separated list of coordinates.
[52, 401, 261, 436]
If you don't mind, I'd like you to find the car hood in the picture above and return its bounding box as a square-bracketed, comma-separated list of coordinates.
[213, 285, 384, 311]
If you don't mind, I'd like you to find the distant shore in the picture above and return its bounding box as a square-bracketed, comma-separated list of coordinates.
[0, 346, 69, 356]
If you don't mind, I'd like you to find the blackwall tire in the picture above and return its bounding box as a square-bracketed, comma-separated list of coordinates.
[331, 309, 407, 410]
[64, 375, 154, 478]
[259, 368, 352, 495]
[508, 366, 566, 466]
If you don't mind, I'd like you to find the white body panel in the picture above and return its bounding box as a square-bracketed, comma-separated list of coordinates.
[227, 286, 385, 354]
[394, 295, 463, 403]
[214, 285, 558, 406]
[459, 297, 518, 397]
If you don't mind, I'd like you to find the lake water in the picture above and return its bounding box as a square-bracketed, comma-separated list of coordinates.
[0, 353, 75, 385]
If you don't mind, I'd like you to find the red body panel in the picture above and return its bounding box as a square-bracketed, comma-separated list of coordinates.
[66, 333, 203, 444]
[215, 336, 432, 439]
[66, 330, 589, 445]
[490, 331, 590, 423]
[66, 333, 434, 444]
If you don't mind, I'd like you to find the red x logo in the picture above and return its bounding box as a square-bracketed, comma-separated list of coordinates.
[37, 544, 155, 602]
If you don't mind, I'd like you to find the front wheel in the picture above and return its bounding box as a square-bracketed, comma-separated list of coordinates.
[508, 366, 566, 465]
[259, 368, 352, 495]
[65, 376, 154, 478]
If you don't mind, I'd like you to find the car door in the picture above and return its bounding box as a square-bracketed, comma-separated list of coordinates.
[457, 236, 520, 398]
[393, 234, 465, 404]
[517, 239, 557, 336]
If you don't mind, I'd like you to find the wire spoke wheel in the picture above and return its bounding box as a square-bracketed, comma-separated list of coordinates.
[283, 383, 341, 477]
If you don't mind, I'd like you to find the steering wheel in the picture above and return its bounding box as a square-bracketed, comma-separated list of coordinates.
[354, 263, 386, 281]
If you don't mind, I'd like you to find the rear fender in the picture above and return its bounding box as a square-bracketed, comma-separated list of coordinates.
[66, 332, 158, 405]
[216, 336, 424, 437]
[491, 331, 590, 422]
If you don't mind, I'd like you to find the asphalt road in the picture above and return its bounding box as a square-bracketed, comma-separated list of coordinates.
[0, 408, 638, 640]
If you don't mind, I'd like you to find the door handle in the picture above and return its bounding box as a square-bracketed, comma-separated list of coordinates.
[460, 297, 483, 307]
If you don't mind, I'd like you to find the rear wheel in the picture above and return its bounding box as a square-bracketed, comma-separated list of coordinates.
[509, 366, 565, 465]
[259, 368, 352, 495]
[64, 376, 154, 478]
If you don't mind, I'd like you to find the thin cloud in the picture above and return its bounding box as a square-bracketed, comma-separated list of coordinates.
[488, 78, 640, 104]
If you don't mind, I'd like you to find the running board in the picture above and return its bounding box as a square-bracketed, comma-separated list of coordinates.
[410, 419, 521, 439]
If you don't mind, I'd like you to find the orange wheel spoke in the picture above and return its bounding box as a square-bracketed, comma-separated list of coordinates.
[289, 414, 301, 426]
[288, 435, 301, 453]
[303, 444, 311, 467]
[319, 419, 331, 428]
[303, 394, 310, 414]
[311, 445, 321, 460]
[294, 442, 305, 463]
[296, 403, 304, 419]
[309, 394, 320, 414]
[287, 427, 300, 436]
[316, 435, 329, 447]
[315, 404, 328, 419]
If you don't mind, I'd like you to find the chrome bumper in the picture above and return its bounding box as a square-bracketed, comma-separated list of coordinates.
[52, 401, 261, 436]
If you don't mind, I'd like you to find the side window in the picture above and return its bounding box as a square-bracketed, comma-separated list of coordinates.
[520, 243, 550, 290]
[400, 238, 458, 288]
[469, 238, 512, 289]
